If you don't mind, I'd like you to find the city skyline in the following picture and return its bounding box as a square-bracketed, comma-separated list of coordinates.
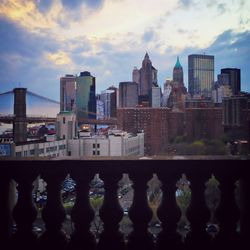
[0, 0, 250, 101]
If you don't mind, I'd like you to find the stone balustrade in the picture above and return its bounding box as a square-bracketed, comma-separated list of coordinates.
[0, 160, 249, 250]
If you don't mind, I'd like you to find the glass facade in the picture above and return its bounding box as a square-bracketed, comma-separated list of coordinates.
[76, 71, 96, 125]
[188, 54, 214, 97]
[60, 75, 76, 112]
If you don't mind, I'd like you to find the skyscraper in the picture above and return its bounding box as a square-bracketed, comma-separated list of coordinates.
[132, 67, 140, 84]
[188, 54, 214, 97]
[133, 52, 158, 106]
[221, 68, 241, 95]
[76, 71, 96, 125]
[60, 74, 76, 112]
[107, 86, 118, 117]
[173, 56, 183, 85]
[140, 52, 153, 97]
[100, 86, 118, 118]
[119, 82, 138, 107]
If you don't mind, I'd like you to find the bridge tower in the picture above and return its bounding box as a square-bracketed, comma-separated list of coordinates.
[13, 88, 27, 143]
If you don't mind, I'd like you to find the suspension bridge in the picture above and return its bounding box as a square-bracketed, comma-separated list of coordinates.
[0, 89, 117, 125]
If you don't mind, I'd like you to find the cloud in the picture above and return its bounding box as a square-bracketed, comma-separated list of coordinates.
[45, 51, 73, 66]
[35, 0, 53, 13]
[61, 0, 104, 9]
[178, 0, 193, 8]
[142, 29, 157, 42]
[0, 0, 57, 33]
[217, 3, 226, 15]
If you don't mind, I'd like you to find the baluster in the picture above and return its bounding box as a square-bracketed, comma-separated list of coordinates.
[213, 173, 240, 249]
[68, 171, 96, 250]
[39, 171, 68, 249]
[127, 172, 154, 250]
[0, 173, 14, 246]
[156, 172, 183, 250]
[11, 171, 38, 249]
[239, 175, 250, 248]
[185, 170, 210, 250]
[97, 172, 125, 250]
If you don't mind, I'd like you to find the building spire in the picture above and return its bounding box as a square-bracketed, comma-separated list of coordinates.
[145, 52, 149, 59]
[174, 56, 182, 68]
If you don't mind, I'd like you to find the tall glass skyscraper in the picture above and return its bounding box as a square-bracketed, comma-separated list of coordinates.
[76, 71, 96, 125]
[188, 54, 214, 97]
[60, 74, 76, 112]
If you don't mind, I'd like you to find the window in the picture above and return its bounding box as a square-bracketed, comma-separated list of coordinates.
[30, 149, 35, 155]
[24, 151, 28, 157]
[63, 117, 66, 124]
[97, 151, 100, 155]
[93, 151, 96, 155]
[93, 144, 96, 148]
[16, 152, 22, 157]
[39, 148, 44, 154]
[59, 145, 66, 150]
[97, 143, 100, 148]
[63, 135, 66, 139]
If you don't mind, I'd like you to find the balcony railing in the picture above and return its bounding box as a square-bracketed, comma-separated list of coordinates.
[0, 159, 249, 250]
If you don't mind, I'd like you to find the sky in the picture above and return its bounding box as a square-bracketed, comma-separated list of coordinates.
[0, 0, 250, 101]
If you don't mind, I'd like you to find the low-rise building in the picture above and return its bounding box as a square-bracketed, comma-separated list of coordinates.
[67, 130, 144, 157]
[0, 139, 67, 158]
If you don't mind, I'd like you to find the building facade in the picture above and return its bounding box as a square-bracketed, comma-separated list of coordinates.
[223, 94, 250, 140]
[133, 53, 158, 106]
[76, 71, 96, 125]
[173, 56, 184, 85]
[185, 108, 223, 141]
[151, 87, 161, 107]
[117, 108, 170, 155]
[56, 111, 76, 140]
[119, 82, 138, 107]
[221, 68, 241, 96]
[1, 139, 67, 158]
[60, 75, 76, 112]
[188, 54, 214, 97]
[67, 130, 144, 157]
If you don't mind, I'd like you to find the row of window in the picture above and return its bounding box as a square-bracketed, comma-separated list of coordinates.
[93, 143, 100, 148]
[93, 150, 100, 155]
[46, 146, 58, 153]
[15, 145, 66, 157]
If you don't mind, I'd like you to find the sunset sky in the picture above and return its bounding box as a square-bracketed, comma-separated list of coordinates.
[0, 0, 250, 101]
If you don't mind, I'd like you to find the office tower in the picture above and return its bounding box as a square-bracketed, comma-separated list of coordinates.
[13, 88, 27, 143]
[151, 86, 161, 107]
[173, 56, 183, 85]
[132, 67, 140, 84]
[188, 54, 214, 97]
[107, 86, 118, 117]
[140, 52, 152, 96]
[60, 74, 77, 112]
[217, 73, 230, 86]
[221, 68, 241, 95]
[76, 71, 96, 125]
[96, 95, 104, 120]
[162, 79, 173, 107]
[135, 53, 158, 106]
[119, 82, 138, 107]
[100, 88, 118, 118]
[170, 57, 187, 110]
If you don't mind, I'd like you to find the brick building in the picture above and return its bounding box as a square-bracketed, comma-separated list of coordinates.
[117, 108, 170, 155]
[168, 111, 185, 142]
[117, 107, 224, 155]
[185, 108, 223, 141]
[223, 94, 250, 140]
